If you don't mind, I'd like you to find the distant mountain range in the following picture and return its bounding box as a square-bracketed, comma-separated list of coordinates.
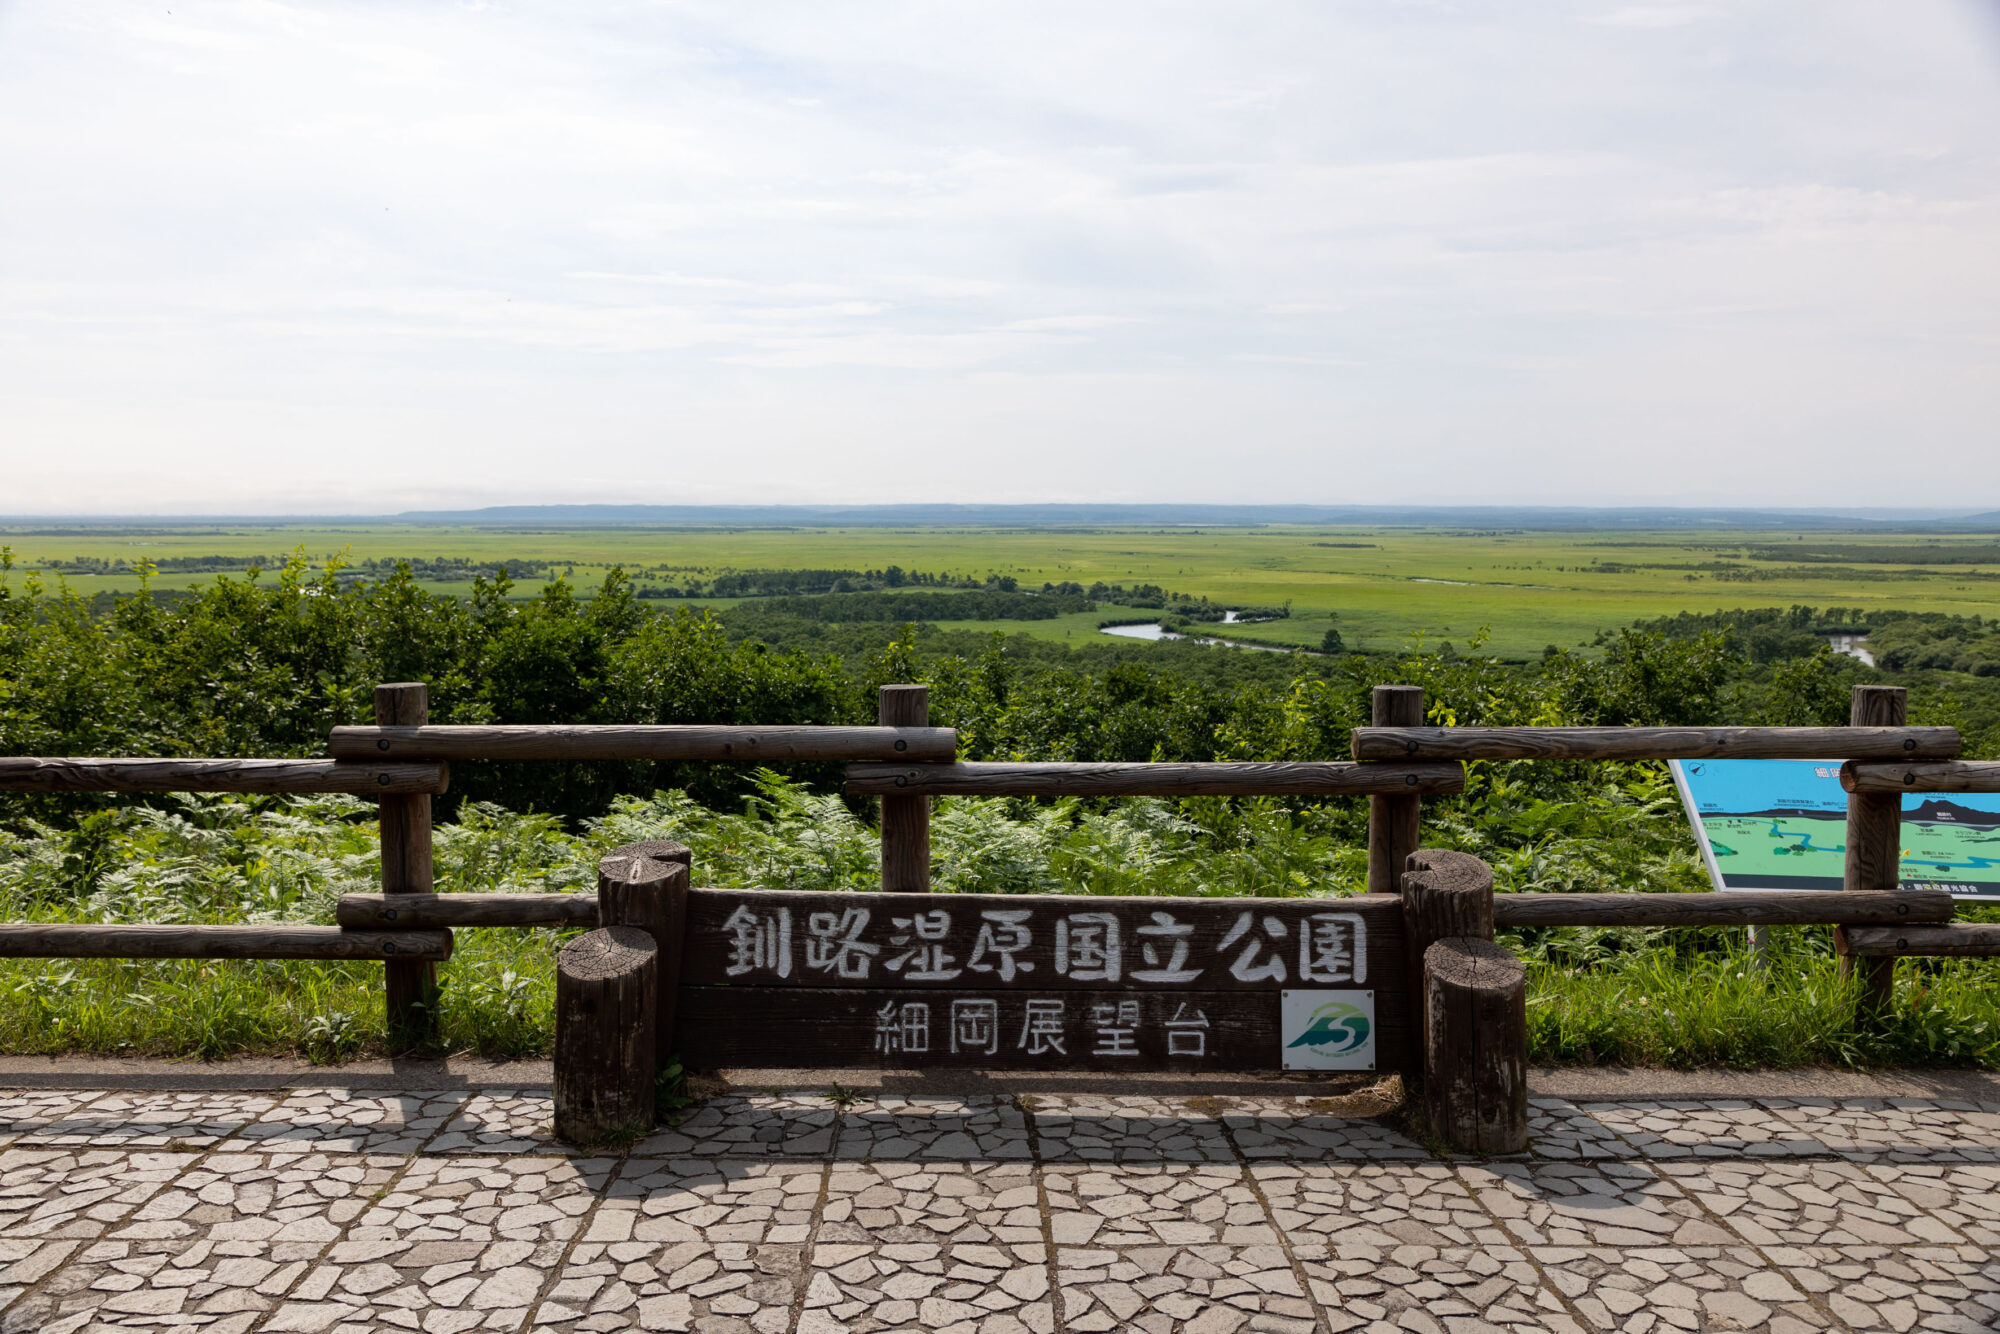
[5, 504, 2000, 530]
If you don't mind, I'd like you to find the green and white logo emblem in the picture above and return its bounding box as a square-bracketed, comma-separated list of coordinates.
[1280, 990, 1376, 1070]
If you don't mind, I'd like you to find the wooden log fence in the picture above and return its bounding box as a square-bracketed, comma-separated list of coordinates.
[845, 760, 1464, 797]
[1368, 686, 1428, 894]
[877, 686, 932, 893]
[9, 678, 2000, 1148]
[337, 893, 599, 928]
[1840, 924, 2000, 957]
[0, 757, 447, 794]
[1842, 760, 2000, 793]
[1492, 889, 1953, 928]
[554, 926, 657, 1143]
[0, 924, 452, 960]
[1423, 936, 1528, 1155]
[1840, 686, 1906, 1011]
[1351, 724, 1960, 762]
[329, 723, 956, 762]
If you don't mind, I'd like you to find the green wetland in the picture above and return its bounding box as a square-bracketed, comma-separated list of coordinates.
[1, 524, 1997, 1070]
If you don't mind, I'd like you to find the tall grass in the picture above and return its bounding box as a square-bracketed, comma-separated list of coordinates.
[2, 776, 1995, 1068]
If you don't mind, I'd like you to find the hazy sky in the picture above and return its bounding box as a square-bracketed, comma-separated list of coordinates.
[3, 1, 1997, 513]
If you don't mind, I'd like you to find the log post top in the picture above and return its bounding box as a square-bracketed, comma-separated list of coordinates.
[598, 842, 692, 887]
[1423, 935, 1524, 984]
[559, 924, 656, 978]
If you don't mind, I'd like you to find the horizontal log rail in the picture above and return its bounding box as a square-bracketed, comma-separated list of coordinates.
[0, 924, 454, 960]
[1492, 889, 1953, 929]
[0, 757, 448, 795]
[1839, 924, 2000, 957]
[337, 892, 599, 929]
[1842, 760, 2000, 794]
[1351, 725, 1960, 763]
[845, 760, 1466, 797]
[328, 724, 952, 768]
[329, 724, 957, 763]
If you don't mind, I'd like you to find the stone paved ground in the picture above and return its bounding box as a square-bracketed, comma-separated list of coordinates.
[2, 1086, 1998, 1334]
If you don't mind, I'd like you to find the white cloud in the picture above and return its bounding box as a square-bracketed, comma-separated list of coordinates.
[0, 0, 1997, 511]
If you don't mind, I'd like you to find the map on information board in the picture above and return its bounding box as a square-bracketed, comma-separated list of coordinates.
[1669, 758, 2000, 901]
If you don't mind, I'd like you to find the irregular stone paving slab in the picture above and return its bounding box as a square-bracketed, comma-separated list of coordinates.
[0, 1091, 107, 1147]
[1583, 1100, 1830, 1160]
[1761, 1098, 2000, 1163]
[0, 1146, 194, 1243]
[1293, 1237, 1579, 1334]
[802, 1241, 1054, 1334]
[426, 1089, 575, 1155]
[1027, 1096, 1233, 1163]
[1254, 1162, 1501, 1249]
[633, 1096, 838, 1158]
[5, 1151, 398, 1334]
[1754, 1243, 2000, 1334]
[836, 1097, 1030, 1162]
[236, 1088, 469, 1154]
[298, 1154, 611, 1332]
[1055, 1242, 1318, 1334]
[542, 1159, 821, 1332]
[1221, 1098, 1428, 1162]
[1664, 1160, 1965, 1248]
[1529, 1244, 1839, 1333]
[1464, 1161, 1737, 1249]
[15, 1091, 278, 1150]
[1467, 1163, 1850, 1331]
[1872, 1163, 2000, 1247]
[1043, 1165, 1275, 1247]
[818, 1161, 1042, 1249]
[1527, 1096, 1638, 1162]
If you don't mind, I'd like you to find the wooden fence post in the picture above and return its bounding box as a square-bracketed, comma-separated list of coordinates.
[554, 926, 657, 1143]
[1401, 848, 1495, 1079]
[1368, 685, 1426, 894]
[1840, 684, 1906, 1012]
[879, 684, 930, 892]
[598, 842, 689, 1070]
[376, 682, 436, 1041]
[1424, 936, 1528, 1154]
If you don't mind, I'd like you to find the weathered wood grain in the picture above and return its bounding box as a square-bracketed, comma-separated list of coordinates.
[1368, 686, 1427, 894]
[845, 760, 1465, 797]
[555, 926, 657, 1143]
[878, 686, 931, 893]
[376, 683, 437, 1037]
[1842, 686, 1905, 1009]
[674, 986, 1405, 1074]
[0, 758, 447, 794]
[1492, 889, 1954, 928]
[1840, 924, 2000, 957]
[606, 840, 691, 869]
[0, 924, 453, 960]
[1424, 936, 1527, 1155]
[1401, 849, 1494, 1053]
[336, 893, 598, 928]
[599, 844, 689, 1068]
[1842, 760, 2000, 794]
[1350, 725, 1960, 762]
[329, 724, 957, 763]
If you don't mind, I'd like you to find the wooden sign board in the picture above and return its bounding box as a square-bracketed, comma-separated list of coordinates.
[675, 890, 1411, 1074]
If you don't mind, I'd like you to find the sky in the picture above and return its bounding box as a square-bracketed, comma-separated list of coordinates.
[2, 1, 1998, 514]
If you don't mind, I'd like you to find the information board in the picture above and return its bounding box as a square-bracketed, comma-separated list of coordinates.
[1669, 758, 2000, 901]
